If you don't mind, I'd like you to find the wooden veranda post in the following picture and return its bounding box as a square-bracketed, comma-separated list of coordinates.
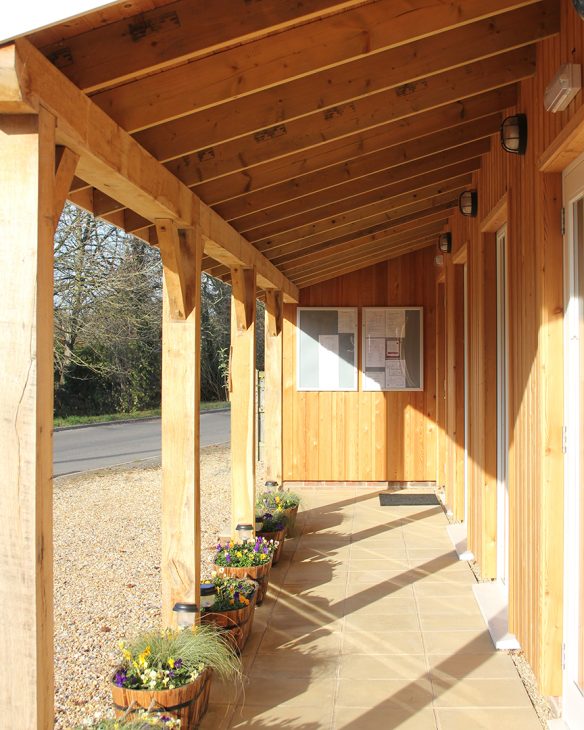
[158, 219, 203, 627]
[0, 108, 76, 729]
[230, 268, 257, 536]
[264, 290, 284, 485]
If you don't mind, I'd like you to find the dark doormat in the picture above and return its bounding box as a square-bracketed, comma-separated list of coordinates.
[379, 493, 440, 506]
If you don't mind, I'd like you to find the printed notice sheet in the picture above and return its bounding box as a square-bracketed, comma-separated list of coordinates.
[338, 309, 357, 334]
[362, 307, 423, 391]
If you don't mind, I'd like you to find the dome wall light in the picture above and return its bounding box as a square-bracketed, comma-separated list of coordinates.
[500, 114, 528, 155]
[459, 190, 478, 218]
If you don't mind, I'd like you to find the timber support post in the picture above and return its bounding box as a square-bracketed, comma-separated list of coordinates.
[0, 108, 70, 729]
[158, 219, 203, 627]
[230, 267, 257, 537]
[264, 290, 284, 485]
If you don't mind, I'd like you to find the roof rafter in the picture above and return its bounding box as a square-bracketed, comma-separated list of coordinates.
[0, 39, 298, 302]
[132, 1, 556, 157]
[89, 0, 544, 132]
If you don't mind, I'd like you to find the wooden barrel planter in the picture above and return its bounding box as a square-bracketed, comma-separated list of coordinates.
[283, 505, 299, 534]
[201, 587, 258, 652]
[257, 528, 286, 565]
[111, 667, 212, 729]
[218, 560, 272, 605]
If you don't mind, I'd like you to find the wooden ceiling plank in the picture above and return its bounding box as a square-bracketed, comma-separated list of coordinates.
[216, 115, 500, 221]
[87, 88, 513, 226]
[133, 1, 555, 156]
[40, 0, 372, 93]
[257, 189, 466, 257]
[164, 47, 534, 184]
[273, 210, 453, 269]
[295, 237, 438, 287]
[194, 88, 515, 204]
[269, 204, 457, 266]
[91, 0, 543, 132]
[3, 39, 298, 302]
[292, 233, 440, 283]
[244, 162, 477, 243]
[232, 140, 489, 233]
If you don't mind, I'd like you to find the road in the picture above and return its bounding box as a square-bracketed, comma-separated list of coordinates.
[53, 410, 230, 477]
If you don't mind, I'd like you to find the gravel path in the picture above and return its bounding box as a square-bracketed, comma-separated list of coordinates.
[54, 444, 263, 729]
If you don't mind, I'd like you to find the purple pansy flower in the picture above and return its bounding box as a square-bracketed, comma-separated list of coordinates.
[174, 658, 183, 669]
[114, 670, 127, 687]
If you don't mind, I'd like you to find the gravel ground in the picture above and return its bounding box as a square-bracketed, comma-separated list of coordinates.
[54, 444, 264, 729]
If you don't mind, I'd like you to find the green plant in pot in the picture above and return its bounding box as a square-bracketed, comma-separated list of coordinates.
[256, 488, 301, 534]
[214, 537, 277, 604]
[110, 623, 240, 729]
[200, 572, 258, 652]
[256, 512, 288, 565]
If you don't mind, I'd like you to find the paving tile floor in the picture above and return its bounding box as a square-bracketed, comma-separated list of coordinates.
[200, 487, 541, 729]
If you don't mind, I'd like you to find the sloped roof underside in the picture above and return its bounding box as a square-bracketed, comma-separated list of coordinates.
[23, 0, 558, 289]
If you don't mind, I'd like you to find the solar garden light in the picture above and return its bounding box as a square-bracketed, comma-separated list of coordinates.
[255, 515, 264, 531]
[172, 602, 199, 629]
[236, 523, 254, 543]
[265, 480, 279, 488]
[200, 583, 217, 610]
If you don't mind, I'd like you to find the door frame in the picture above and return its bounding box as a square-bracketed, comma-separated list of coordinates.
[496, 223, 510, 593]
[562, 152, 584, 727]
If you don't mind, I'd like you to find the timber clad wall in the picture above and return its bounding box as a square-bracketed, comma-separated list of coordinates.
[282, 247, 437, 482]
[443, 3, 580, 695]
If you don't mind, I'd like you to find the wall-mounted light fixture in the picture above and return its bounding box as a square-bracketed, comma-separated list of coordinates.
[573, 0, 584, 19]
[500, 114, 527, 155]
[438, 233, 452, 254]
[459, 190, 478, 218]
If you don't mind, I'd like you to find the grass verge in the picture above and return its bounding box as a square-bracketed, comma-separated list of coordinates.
[54, 402, 229, 428]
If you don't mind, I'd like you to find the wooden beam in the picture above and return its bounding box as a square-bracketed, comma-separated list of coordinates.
[230, 267, 257, 536]
[273, 209, 453, 270]
[267, 201, 457, 266]
[156, 219, 200, 320]
[260, 194, 462, 262]
[0, 109, 56, 729]
[288, 223, 445, 280]
[133, 1, 556, 156]
[164, 47, 534, 184]
[53, 145, 79, 229]
[0, 40, 299, 303]
[538, 102, 584, 173]
[161, 222, 203, 626]
[245, 163, 478, 245]
[264, 290, 284, 485]
[236, 150, 486, 236]
[41, 0, 371, 93]
[92, 0, 543, 132]
[192, 86, 517, 203]
[216, 116, 500, 222]
[251, 175, 472, 250]
[296, 236, 437, 287]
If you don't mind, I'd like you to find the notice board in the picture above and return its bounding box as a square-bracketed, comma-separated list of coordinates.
[362, 307, 423, 391]
[297, 307, 358, 391]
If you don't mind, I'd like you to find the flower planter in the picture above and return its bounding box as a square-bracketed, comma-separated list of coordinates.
[283, 505, 299, 534]
[111, 667, 212, 730]
[201, 587, 258, 652]
[257, 528, 286, 565]
[218, 560, 272, 605]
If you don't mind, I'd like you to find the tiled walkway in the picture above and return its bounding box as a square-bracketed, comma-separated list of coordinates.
[202, 487, 541, 729]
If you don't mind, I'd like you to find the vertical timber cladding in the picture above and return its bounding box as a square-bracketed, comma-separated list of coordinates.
[282, 247, 437, 482]
[443, 0, 581, 696]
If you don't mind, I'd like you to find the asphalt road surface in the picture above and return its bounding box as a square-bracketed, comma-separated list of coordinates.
[53, 410, 230, 477]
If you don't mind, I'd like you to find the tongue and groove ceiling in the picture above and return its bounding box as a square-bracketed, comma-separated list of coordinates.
[27, 0, 558, 289]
